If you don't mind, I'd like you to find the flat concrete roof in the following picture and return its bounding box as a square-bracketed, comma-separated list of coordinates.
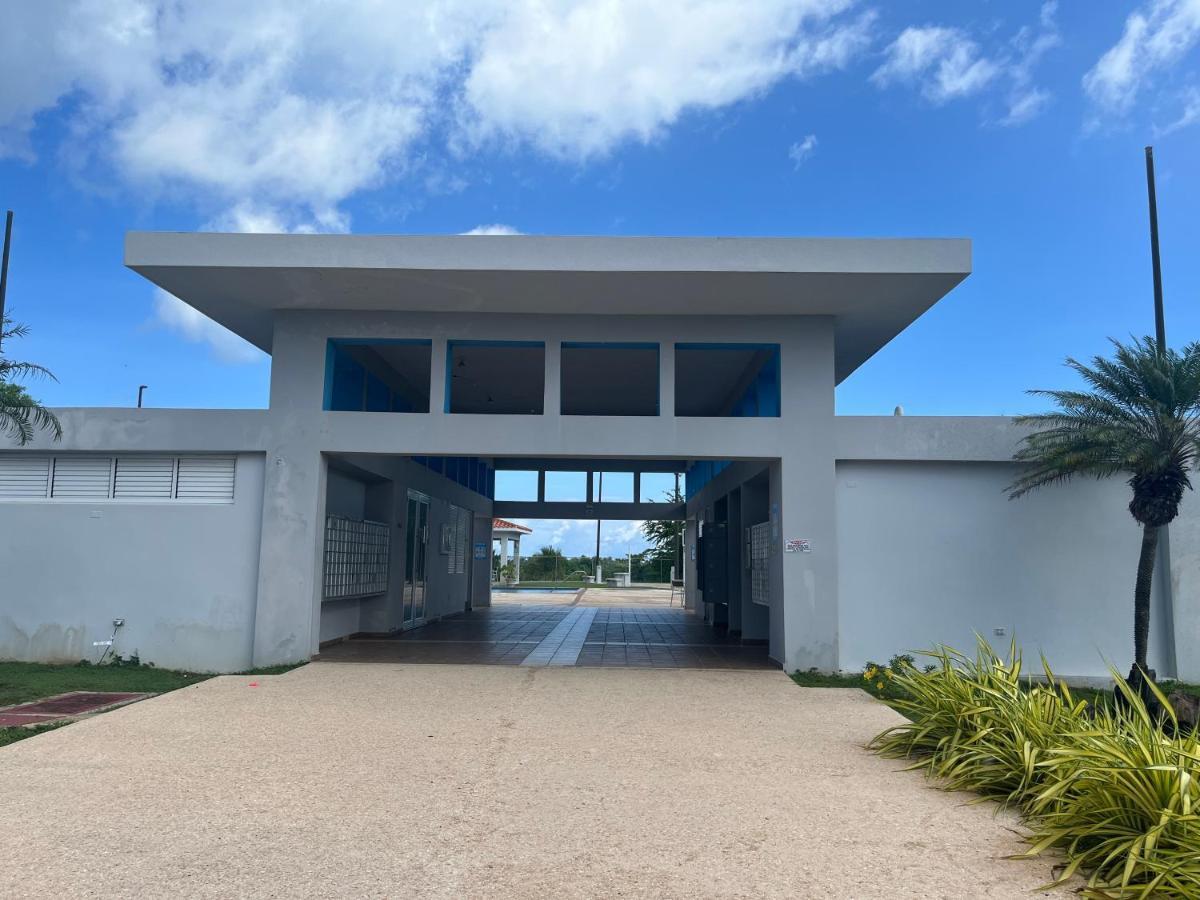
[126, 232, 971, 382]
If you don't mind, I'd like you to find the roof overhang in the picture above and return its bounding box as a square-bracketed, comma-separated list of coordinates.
[125, 232, 971, 383]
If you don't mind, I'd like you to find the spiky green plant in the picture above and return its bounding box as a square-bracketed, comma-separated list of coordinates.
[1022, 674, 1200, 898]
[871, 638, 1088, 809]
[870, 643, 1200, 898]
[0, 315, 61, 446]
[1007, 337, 1200, 689]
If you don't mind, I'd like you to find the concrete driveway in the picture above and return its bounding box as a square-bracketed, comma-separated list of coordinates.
[1, 664, 1067, 898]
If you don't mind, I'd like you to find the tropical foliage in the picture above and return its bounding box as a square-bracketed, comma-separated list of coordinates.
[640, 483, 684, 574]
[0, 315, 61, 445]
[1008, 337, 1200, 688]
[871, 640, 1200, 898]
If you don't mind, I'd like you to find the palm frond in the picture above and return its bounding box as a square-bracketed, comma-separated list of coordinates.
[1008, 337, 1200, 524]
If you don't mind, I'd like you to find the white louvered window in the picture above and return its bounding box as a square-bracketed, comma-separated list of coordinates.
[0, 454, 238, 502]
[447, 505, 469, 575]
[113, 457, 175, 499]
[0, 456, 51, 497]
[175, 456, 236, 502]
[51, 457, 113, 499]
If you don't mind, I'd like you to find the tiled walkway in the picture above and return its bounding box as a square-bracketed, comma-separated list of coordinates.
[318, 603, 772, 669]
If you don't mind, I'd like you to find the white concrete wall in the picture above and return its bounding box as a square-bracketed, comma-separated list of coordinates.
[0, 453, 265, 672]
[836, 460, 1174, 679]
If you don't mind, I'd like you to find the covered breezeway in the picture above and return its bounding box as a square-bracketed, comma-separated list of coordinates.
[318, 593, 773, 669]
[316, 453, 778, 669]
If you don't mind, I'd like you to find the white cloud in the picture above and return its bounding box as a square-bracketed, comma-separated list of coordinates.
[461, 224, 523, 235]
[0, 0, 879, 224]
[151, 288, 264, 364]
[1084, 0, 1200, 120]
[788, 134, 818, 167]
[871, 5, 1060, 125]
[458, 1, 874, 159]
[1155, 86, 1200, 134]
[872, 26, 1000, 103]
[999, 87, 1051, 126]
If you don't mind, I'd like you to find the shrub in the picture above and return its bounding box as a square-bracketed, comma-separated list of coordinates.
[870, 639, 1200, 898]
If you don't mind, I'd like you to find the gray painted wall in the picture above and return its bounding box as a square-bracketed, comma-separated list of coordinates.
[316, 455, 491, 645]
[0, 453, 265, 672]
[836, 460, 1174, 679]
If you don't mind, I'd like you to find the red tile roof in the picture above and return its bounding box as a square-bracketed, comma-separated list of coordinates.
[492, 518, 532, 533]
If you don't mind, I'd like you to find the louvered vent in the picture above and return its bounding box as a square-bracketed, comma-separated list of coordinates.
[51, 457, 113, 498]
[175, 457, 236, 502]
[113, 457, 175, 499]
[0, 456, 50, 497]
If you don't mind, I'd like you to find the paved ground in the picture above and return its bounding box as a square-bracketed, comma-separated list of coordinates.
[0, 664, 1069, 898]
[319, 602, 770, 668]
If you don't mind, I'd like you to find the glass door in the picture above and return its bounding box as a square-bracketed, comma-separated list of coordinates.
[403, 491, 430, 628]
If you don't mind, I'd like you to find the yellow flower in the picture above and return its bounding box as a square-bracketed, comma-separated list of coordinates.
[876, 681, 884, 691]
[884, 670, 892, 679]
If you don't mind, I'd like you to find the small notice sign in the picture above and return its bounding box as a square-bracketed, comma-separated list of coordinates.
[473, 542, 488, 561]
[785, 539, 811, 553]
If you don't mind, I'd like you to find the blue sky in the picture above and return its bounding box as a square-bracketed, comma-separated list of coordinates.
[2, 0, 1199, 555]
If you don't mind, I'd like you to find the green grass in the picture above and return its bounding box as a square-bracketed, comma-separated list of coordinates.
[0, 661, 213, 708]
[0, 659, 307, 748]
[0, 722, 65, 748]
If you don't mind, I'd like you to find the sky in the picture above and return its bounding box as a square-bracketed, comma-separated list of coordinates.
[1, 0, 1199, 556]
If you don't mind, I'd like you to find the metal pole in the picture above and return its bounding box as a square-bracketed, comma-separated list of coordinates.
[1145, 147, 1166, 351]
[137, 385, 148, 408]
[594, 472, 603, 578]
[0, 210, 13, 350]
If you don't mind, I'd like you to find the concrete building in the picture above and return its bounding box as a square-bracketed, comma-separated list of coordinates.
[1, 232, 1196, 679]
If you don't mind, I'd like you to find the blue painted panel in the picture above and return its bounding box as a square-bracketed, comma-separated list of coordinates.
[365, 372, 390, 412]
[329, 349, 365, 411]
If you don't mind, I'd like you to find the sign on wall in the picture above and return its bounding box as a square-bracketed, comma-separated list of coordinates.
[785, 538, 811, 553]
[473, 541, 488, 561]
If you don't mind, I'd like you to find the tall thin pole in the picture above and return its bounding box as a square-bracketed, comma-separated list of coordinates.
[594, 472, 603, 578]
[0, 210, 13, 350]
[1145, 147, 1166, 351]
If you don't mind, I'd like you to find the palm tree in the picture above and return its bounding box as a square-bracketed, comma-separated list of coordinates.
[1, 315, 62, 445]
[1007, 336, 1200, 692]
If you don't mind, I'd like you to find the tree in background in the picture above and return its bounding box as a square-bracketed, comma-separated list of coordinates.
[641, 484, 684, 578]
[1, 316, 61, 446]
[1008, 337, 1200, 697]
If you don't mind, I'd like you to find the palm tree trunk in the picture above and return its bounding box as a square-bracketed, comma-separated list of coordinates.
[1133, 523, 1159, 672]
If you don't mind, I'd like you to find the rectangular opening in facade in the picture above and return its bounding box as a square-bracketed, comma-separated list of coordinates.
[639, 471, 678, 503]
[324, 339, 432, 412]
[544, 470, 587, 502]
[447, 341, 545, 414]
[494, 470, 539, 501]
[560, 343, 659, 416]
[595, 471, 634, 503]
[674, 344, 780, 417]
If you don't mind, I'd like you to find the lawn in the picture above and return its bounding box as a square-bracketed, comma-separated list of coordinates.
[0, 660, 303, 748]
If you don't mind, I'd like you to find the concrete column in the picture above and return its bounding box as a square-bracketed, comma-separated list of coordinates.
[659, 341, 675, 417]
[499, 534, 509, 580]
[544, 340, 561, 416]
[431, 337, 448, 415]
[252, 446, 327, 666]
[513, 535, 521, 584]
[769, 317, 838, 672]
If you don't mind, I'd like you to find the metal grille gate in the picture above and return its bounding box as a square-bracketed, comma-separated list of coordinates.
[323, 516, 390, 599]
[749, 521, 771, 607]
